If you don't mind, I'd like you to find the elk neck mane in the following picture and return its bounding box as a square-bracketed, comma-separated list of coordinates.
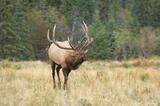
[65, 51, 85, 70]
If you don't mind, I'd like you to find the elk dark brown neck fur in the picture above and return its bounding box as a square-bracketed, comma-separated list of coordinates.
[47, 21, 93, 89]
[65, 51, 85, 70]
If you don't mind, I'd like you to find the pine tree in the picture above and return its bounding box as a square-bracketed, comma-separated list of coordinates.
[133, 0, 160, 27]
[88, 10, 115, 59]
[0, 0, 35, 60]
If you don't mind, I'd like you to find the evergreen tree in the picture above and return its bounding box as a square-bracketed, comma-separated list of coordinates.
[0, 0, 35, 60]
[60, 0, 95, 23]
[133, 0, 160, 27]
[88, 10, 115, 59]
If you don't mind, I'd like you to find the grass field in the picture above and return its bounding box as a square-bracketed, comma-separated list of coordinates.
[0, 58, 160, 106]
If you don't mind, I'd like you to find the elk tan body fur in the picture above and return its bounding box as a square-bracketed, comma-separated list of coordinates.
[48, 41, 74, 68]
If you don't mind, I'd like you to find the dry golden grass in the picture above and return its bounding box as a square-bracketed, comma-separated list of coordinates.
[0, 58, 160, 106]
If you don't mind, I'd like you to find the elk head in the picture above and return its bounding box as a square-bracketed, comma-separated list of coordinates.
[47, 21, 93, 89]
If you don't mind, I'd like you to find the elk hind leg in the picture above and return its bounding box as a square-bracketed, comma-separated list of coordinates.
[56, 65, 62, 88]
[51, 62, 56, 88]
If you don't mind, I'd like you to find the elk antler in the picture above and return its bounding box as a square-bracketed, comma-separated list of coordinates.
[47, 25, 74, 50]
[47, 22, 93, 51]
[79, 21, 93, 49]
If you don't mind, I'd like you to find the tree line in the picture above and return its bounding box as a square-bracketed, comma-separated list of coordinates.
[0, 0, 160, 60]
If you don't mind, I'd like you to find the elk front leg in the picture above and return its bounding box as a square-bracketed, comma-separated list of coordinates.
[56, 65, 62, 89]
[62, 68, 71, 90]
[51, 62, 56, 88]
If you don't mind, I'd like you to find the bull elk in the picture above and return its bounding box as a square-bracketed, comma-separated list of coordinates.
[47, 21, 93, 89]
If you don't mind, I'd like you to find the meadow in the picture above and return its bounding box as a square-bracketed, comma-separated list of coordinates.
[0, 58, 160, 106]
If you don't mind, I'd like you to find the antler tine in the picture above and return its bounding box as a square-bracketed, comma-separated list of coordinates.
[83, 21, 88, 32]
[68, 36, 76, 50]
[80, 23, 88, 47]
[75, 37, 86, 50]
[81, 24, 88, 37]
[52, 24, 56, 41]
[68, 21, 81, 50]
[83, 21, 94, 49]
[47, 29, 51, 42]
[46, 24, 73, 50]
[80, 21, 93, 49]
[83, 21, 90, 42]
[85, 37, 93, 48]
